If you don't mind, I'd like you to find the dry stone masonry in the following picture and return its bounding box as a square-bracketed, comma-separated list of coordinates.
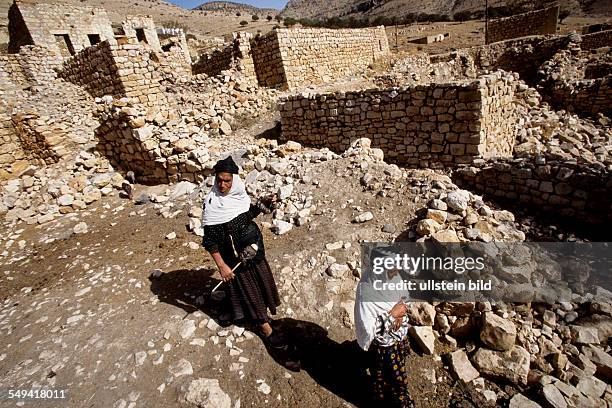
[196, 27, 390, 90]
[258, 27, 390, 90]
[454, 158, 611, 225]
[8, 0, 116, 55]
[57, 38, 169, 108]
[279, 72, 517, 168]
[487, 5, 559, 44]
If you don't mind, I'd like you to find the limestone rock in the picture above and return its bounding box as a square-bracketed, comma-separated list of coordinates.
[353, 211, 374, 223]
[409, 326, 435, 355]
[182, 378, 231, 408]
[445, 190, 471, 212]
[542, 384, 568, 408]
[509, 393, 542, 408]
[406, 303, 436, 326]
[472, 345, 530, 385]
[480, 312, 516, 351]
[449, 350, 479, 383]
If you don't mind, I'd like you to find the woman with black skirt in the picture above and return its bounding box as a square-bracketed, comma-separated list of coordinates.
[202, 156, 286, 348]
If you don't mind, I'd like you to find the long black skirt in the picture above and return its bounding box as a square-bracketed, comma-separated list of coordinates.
[226, 257, 280, 325]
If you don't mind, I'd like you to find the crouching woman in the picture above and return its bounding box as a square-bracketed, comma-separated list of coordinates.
[355, 274, 416, 408]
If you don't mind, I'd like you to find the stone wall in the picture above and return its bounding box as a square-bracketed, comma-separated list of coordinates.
[57, 38, 168, 107]
[252, 27, 390, 90]
[192, 44, 234, 76]
[581, 30, 612, 50]
[251, 30, 286, 88]
[279, 72, 517, 168]
[121, 16, 162, 51]
[156, 43, 192, 84]
[9, 1, 116, 55]
[11, 110, 74, 165]
[487, 6, 559, 44]
[550, 76, 612, 117]
[0, 54, 28, 90]
[192, 32, 255, 82]
[0, 45, 61, 90]
[95, 99, 208, 184]
[454, 158, 612, 225]
[0, 98, 27, 176]
[431, 35, 572, 85]
[56, 41, 124, 98]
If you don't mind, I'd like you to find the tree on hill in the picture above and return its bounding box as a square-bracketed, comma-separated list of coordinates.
[267, 15, 273, 21]
[240, 20, 248, 26]
[252, 14, 259, 21]
[284, 17, 297, 27]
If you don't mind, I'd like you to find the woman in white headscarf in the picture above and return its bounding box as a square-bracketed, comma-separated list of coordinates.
[355, 266, 416, 407]
[202, 156, 286, 349]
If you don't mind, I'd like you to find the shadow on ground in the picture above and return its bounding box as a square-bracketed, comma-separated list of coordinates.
[149, 268, 374, 407]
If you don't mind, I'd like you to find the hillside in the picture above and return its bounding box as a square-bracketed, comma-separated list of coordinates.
[0, 0, 280, 43]
[194, 1, 279, 17]
[281, 0, 612, 19]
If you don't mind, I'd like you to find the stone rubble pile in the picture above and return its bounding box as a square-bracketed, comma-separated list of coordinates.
[511, 72, 612, 166]
[414, 187, 525, 243]
[166, 72, 278, 137]
[0, 150, 126, 225]
[376, 52, 478, 87]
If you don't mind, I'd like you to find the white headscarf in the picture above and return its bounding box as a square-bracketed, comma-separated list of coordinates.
[354, 272, 410, 351]
[202, 174, 251, 226]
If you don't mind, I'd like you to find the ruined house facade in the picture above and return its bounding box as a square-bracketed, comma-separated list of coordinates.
[8, 0, 116, 56]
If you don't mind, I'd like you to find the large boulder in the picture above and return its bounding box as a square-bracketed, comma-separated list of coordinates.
[472, 345, 530, 385]
[480, 312, 517, 351]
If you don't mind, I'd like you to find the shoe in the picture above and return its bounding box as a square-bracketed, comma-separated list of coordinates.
[264, 330, 289, 350]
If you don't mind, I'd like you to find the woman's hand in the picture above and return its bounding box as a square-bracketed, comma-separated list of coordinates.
[260, 194, 278, 208]
[389, 301, 408, 331]
[219, 263, 235, 282]
[389, 301, 408, 319]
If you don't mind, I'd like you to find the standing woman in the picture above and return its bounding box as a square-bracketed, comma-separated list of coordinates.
[202, 156, 287, 349]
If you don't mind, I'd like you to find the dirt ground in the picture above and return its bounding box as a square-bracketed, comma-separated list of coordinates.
[0, 111, 522, 407]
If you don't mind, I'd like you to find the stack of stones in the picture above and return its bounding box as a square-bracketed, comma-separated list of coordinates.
[95, 96, 209, 184]
[414, 187, 525, 243]
[428, 299, 612, 407]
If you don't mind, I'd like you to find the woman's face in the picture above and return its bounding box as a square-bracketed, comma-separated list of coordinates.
[216, 172, 233, 195]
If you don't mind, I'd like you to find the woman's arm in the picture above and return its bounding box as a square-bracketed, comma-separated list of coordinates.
[210, 251, 235, 282]
[375, 302, 408, 335]
[250, 194, 278, 218]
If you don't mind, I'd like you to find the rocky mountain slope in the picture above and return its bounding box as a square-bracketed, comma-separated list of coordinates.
[193, 1, 279, 17]
[281, 0, 612, 19]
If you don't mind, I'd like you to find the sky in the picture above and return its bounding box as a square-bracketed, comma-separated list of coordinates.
[167, 0, 289, 10]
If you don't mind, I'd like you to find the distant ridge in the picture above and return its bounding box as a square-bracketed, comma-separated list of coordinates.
[194, 1, 279, 16]
[280, 0, 612, 20]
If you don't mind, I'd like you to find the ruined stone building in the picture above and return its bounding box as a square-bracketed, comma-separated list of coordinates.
[8, 0, 116, 55]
